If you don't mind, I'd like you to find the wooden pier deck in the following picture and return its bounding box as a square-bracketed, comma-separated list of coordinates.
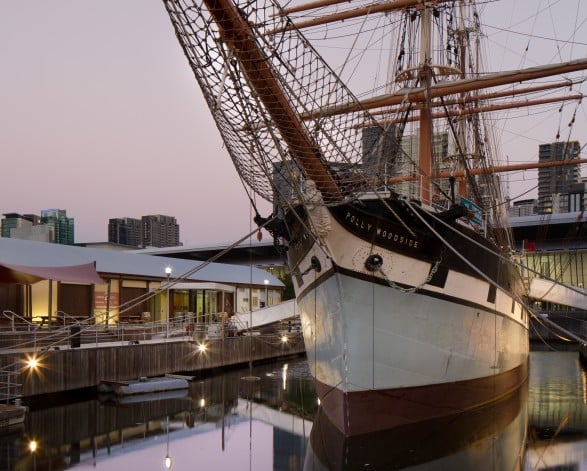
[0, 333, 306, 398]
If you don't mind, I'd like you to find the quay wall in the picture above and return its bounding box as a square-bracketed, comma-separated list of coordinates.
[2, 334, 306, 398]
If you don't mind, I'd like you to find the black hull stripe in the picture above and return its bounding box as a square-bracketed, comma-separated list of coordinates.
[296, 263, 527, 329]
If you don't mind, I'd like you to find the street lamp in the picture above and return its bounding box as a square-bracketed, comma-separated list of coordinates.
[165, 266, 172, 338]
[264, 279, 269, 308]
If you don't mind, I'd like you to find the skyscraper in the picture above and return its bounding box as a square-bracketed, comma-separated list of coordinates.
[537, 141, 581, 214]
[40, 209, 75, 245]
[108, 217, 142, 246]
[108, 214, 180, 248]
[141, 215, 180, 248]
[1, 213, 40, 238]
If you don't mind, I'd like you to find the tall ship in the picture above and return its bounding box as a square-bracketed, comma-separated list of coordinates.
[162, 0, 587, 435]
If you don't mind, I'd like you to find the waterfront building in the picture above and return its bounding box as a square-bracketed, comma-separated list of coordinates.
[537, 141, 581, 214]
[511, 211, 587, 336]
[136, 240, 290, 299]
[40, 209, 74, 245]
[0, 238, 283, 326]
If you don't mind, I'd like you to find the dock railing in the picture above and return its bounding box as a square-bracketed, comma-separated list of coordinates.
[2, 310, 37, 332]
[0, 311, 293, 351]
[0, 362, 22, 404]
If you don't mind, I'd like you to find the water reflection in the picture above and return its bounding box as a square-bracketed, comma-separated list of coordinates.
[306, 385, 527, 470]
[0, 352, 585, 470]
[525, 351, 587, 470]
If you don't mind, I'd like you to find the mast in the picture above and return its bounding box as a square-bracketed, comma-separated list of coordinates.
[418, 4, 433, 204]
[455, 0, 469, 198]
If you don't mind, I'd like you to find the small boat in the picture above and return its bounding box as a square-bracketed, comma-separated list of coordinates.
[162, 0, 587, 435]
[99, 376, 189, 396]
[0, 403, 27, 428]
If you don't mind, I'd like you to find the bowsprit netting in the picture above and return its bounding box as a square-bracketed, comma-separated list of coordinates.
[162, 0, 397, 206]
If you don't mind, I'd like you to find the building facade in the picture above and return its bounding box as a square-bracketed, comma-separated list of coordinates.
[40, 209, 74, 245]
[0, 238, 283, 326]
[537, 141, 581, 214]
[2, 211, 73, 245]
[1, 213, 40, 238]
[108, 217, 142, 247]
[141, 215, 180, 248]
[509, 199, 538, 217]
[108, 214, 180, 248]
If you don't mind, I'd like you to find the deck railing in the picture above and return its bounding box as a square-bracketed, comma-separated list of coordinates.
[0, 316, 246, 351]
[2, 310, 37, 332]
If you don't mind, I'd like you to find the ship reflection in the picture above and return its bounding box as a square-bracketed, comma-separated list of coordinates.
[305, 384, 528, 470]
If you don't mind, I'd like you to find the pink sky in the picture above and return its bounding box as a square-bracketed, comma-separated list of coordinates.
[1, 1, 585, 244]
[0, 0, 272, 245]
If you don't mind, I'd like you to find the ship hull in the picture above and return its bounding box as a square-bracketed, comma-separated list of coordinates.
[287, 198, 529, 436]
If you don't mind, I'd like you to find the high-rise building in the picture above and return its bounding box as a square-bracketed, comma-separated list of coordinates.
[107, 214, 180, 248]
[1, 213, 40, 238]
[399, 132, 451, 202]
[141, 215, 180, 248]
[40, 209, 75, 245]
[108, 217, 142, 247]
[537, 141, 581, 214]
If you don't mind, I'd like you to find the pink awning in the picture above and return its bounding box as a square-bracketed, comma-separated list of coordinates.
[0, 262, 103, 284]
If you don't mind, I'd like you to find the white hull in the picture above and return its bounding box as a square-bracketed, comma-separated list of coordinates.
[298, 269, 528, 393]
[290, 207, 529, 434]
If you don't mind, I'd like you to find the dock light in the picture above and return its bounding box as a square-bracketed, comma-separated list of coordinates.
[164, 455, 173, 469]
[197, 342, 207, 353]
[28, 440, 37, 453]
[27, 357, 39, 370]
[281, 335, 288, 343]
[200, 398, 206, 408]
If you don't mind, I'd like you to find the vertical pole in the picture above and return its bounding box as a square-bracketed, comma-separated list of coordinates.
[418, 4, 432, 205]
[48, 279, 53, 328]
[106, 279, 111, 328]
[166, 274, 170, 339]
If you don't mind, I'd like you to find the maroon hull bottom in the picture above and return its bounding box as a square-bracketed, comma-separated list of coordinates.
[315, 361, 529, 436]
[308, 381, 528, 470]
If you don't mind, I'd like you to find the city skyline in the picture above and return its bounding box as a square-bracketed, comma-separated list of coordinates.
[1, 1, 585, 244]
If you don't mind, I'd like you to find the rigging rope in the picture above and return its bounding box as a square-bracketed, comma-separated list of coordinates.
[403, 199, 586, 344]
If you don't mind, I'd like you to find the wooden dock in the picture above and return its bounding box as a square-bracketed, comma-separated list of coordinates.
[0, 333, 305, 398]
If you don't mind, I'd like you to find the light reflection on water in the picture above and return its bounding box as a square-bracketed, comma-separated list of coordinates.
[0, 352, 585, 470]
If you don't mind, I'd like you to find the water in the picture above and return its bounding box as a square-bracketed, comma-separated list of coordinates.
[1, 352, 585, 470]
